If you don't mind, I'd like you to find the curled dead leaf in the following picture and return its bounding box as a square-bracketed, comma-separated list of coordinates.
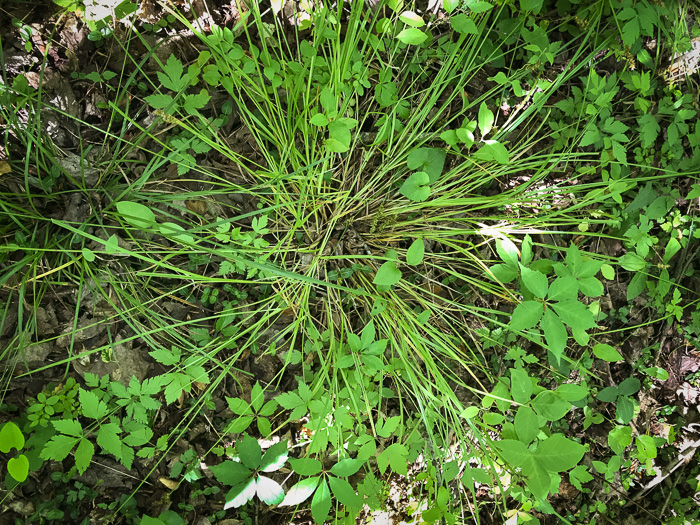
[159, 477, 178, 490]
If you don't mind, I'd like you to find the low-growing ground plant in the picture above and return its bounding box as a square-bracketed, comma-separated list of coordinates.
[1, 0, 699, 523]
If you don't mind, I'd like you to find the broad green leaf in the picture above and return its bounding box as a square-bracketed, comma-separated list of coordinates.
[601, 263, 615, 280]
[74, 438, 94, 474]
[148, 347, 180, 366]
[399, 11, 424, 27]
[327, 120, 352, 152]
[406, 239, 425, 265]
[159, 222, 194, 244]
[578, 276, 603, 297]
[642, 366, 669, 380]
[619, 253, 646, 271]
[608, 425, 632, 455]
[664, 238, 682, 264]
[450, 14, 477, 34]
[7, 455, 29, 482]
[97, 423, 123, 460]
[524, 460, 551, 500]
[120, 443, 135, 470]
[227, 397, 253, 416]
[226, 416, 253, 434]
[259, 399, 278, 417]
[210, 460, 252, 486]
[520, 265, 548, 298]
[460, 406, 480, 419]
[330, 458, 363, 477]
[510, 368, 533, 404]
[400, 171, 431, 201]
[494, 439, 531, 468]
[627, 272, 647, 301]
[514, 406, 540, 445]
[311, 478, 332, 524]
[238, 435, 262, 469]
[636, 435, 657, 460]
[443, 0, 459, 12]
[456, 126, 475, 146]
[616, 396, 635, 424]
[281, 476, 320, 506]
[256, 475, 284, 505]
[41, 434, 79, 462]
[116, 201, 156, 230]
[0, 422, 24, 452]
[531, 391, 571, 421]
[82, 247, 95, 262]
[309, 113, 328, 126]
[540, 308, 568, 361]
[325, 138, 348, 153]
[257, 417, 272, 437]
[51, 419, 83, 438]
[579, 259, 603, 278]
[551, 299, 595, 331]
[145, 93, 174, 110]
[565, 243, 583, 273]
[534, 434, 585, 472]
[520, 0, 543, 12]
[396, 28, 428, 45]
[618, 377, 641, 396]
[377, 443, 408, 475]
[251, 382, 265, 412]
[123, 425, 153, 447]
[521, 235, 533, 266]
[556, 384, 588, 402]
[360, 321, 376, 349]
[373, 261, 402, 286]
[139, 517, 164, 525]
[478, 102, 494, 137]
[474, 141, 509, 164]
[509, 301, 543, 331]
[593, 344, 623, 362]
[79, 388, 108, 420]
[465, 0, 494, 13]
[289, 458, 323, 476]
[260, 441, 289, 472]
[276, 390, 305, 416]
[547, 277, 578, 302]
[329, 475, 362, 509]
[490, 263, 518, 283]
[597, 386, 619, 402]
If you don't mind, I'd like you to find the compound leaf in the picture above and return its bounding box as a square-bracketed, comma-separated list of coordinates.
[281, 476, 320, 506]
